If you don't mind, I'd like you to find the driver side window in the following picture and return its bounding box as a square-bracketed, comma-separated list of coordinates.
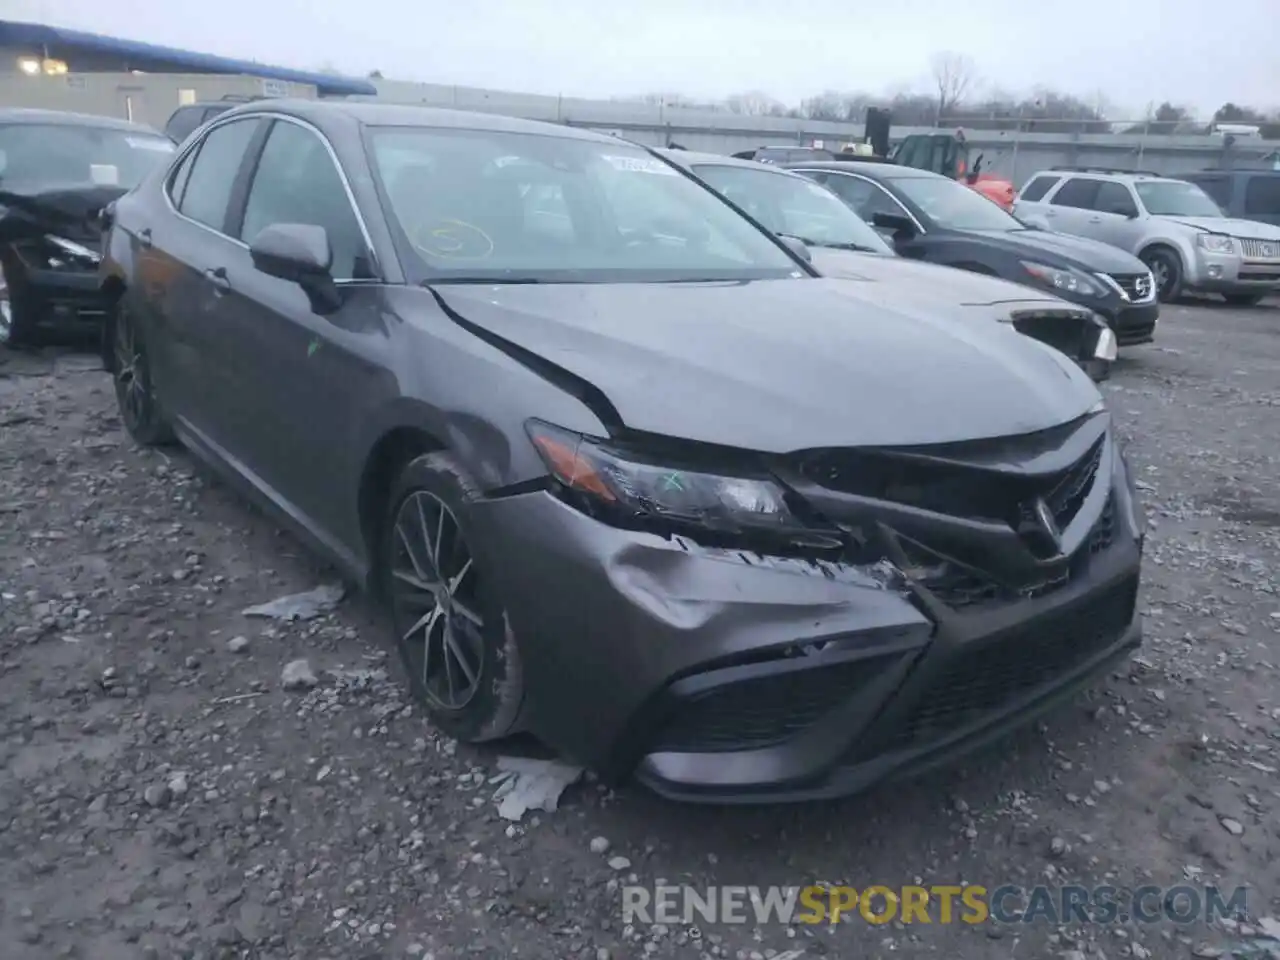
[238, 119, 372, 280]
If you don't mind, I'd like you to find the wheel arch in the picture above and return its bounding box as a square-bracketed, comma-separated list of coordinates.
[356, 420, 448, 594]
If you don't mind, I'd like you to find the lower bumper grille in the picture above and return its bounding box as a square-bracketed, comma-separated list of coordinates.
[652, 655, 898, 753]
[884, 572, 1138, 751]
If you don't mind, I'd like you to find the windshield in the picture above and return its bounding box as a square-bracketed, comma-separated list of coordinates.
[0, 123, 175, 190]
[1135, 180, 1224, 218]
[367, 127, 806, 283]
[691, 163, 894, 255]
[892, 175, 1024, 232]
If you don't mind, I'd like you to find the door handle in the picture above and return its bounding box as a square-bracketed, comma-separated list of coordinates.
[1045, 210, 1057, 216]
[205, 266, 230, 293]
[1087, 216, 1102, 223]
[137, 227, 153, 249]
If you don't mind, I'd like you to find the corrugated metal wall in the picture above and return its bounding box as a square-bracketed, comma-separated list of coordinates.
[2, 68, 1277, 184]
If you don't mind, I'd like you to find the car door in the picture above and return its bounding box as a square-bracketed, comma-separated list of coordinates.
[140, 116, 266, 439]
[1040, 177, 1102, 238]
[217, 116, 387, 545]
[1088, 181, 1146, 250]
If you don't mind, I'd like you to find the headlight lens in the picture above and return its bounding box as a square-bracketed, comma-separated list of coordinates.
[1094, 325, 1118, 361]
[1020, 261, 1106, 297]
[1196, 233, 1236, 254]
[526, 420, 840, 547]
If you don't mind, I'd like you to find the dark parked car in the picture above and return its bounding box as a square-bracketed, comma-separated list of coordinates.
[658, 149, 1116, 378]
[1181, 168, 1280, 228]
[100, 100, 1144, 803]
[786, 161, 1161, 348]
[0, 108, 176, 347]
[163, 95, 266, 145]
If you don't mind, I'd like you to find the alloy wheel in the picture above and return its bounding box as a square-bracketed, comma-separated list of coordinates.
[390, 491, 486, 710]
[1150, 260, 1170, 297]
[113, 311, 149, 431]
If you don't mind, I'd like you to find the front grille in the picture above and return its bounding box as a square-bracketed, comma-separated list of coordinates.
[801, 434, 1103, 529]
[1240, 238, 1280, 260]
[883, 572, 1138, 750]
[1011, 311, 1088, 359]
[651, 656, 897, 753]
[1108, 272, 1153, 302]
[898, 495, 1115, 610]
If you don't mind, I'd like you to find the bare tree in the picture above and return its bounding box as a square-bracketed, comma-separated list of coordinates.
[929, 51, 977, 124]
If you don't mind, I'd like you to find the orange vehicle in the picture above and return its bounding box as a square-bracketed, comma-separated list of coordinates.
[853, 110, 1016, 210]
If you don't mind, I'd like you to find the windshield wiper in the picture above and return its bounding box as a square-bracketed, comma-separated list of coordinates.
[422, 276, 547, 286]
[807, 240, 881, 253]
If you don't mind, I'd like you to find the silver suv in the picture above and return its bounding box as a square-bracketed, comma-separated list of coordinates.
[1013, 166, 1280, 306]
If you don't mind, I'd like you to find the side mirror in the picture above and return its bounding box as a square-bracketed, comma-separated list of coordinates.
[249, 223, 332, 282]
[249, 223, 341, 313]
[871, 211, 916, 237]
[778, 234, 812, 262]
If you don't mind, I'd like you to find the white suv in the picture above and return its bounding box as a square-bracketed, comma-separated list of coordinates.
[1013, 167, 1280, 306]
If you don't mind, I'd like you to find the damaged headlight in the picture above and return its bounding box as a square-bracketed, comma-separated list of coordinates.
[12, 235, 102, 270]
[526, 420, 841, 549]
[1020, 261, 1107, 298]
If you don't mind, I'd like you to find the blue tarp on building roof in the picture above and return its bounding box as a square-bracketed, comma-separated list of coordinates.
[0, 20, 378, 97]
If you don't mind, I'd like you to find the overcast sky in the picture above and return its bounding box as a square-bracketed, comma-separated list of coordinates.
[10, 0, 1279, 119]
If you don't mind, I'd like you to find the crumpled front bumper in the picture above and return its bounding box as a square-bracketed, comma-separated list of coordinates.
[467, 463, 1143, 802]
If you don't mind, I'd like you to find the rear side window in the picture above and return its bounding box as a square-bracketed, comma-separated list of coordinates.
[1050, 178, 1102, 209]
[1019, 175, 1060, 202]
[178, 118, 260, 231]
[167, 147, 197, 207]
[1244, 175, 1280, 216]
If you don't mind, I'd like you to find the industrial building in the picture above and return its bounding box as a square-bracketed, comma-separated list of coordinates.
[0, 19, 374, 96]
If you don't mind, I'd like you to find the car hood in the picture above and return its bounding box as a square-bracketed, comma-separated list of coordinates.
[0, 181, 125, 244]
[426, 277, 1100, 451]
[964, 228, 1148, 273]
[808, 248, 1072, 308]
[1160, 216, 1280, 241]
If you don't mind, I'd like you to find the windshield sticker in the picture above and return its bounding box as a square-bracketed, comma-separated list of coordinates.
[89, 164, 120, 186]
[127, 136, 175, 152]
[601, 155, 678, 176]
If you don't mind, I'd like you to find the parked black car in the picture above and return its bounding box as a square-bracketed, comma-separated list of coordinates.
[658, 149, 1116, 379]
[786, 161, 1161, 347]
[163, 95, 267, 145]
[1181, 167, 1280, 228]
[0, 108, 176, 347]
[100, 100, 1143, 803]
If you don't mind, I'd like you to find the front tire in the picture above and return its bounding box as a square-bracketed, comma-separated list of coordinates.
[1141, 247, 1183, 303]
[0, 259, 44, 349]
[112, 301, 175, 446]
[382, 451, 524, 743]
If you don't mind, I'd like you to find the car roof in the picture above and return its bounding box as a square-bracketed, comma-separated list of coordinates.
[655, 149, 816, 180]
[781, 159, 944, 180]
[1032, 169, 1186, 186]
[219, 98, 629, 146]
[0, 107, 162, 135]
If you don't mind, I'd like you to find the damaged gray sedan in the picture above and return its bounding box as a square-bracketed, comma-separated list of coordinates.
[100, 100, 1145, 803]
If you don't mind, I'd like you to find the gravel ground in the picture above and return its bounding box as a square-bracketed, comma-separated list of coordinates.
[2, 300, 1279, 960]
